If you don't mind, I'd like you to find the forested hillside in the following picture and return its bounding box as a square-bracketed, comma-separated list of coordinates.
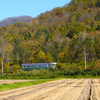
[0, 0, 100, 74]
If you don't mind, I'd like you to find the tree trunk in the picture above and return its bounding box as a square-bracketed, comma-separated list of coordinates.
[84, 47, 86, 70]
[2, 50, 4, 75]
[2, 59, 3, 75]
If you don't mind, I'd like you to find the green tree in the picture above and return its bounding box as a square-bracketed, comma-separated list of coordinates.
[46, 52, 53, 63]
[34, 50, 46, 63]
[96, 24, 100, 30]
[95, 39, 100, 59]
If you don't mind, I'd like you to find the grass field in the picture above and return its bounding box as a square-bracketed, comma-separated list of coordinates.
[0, 74, 100, 92]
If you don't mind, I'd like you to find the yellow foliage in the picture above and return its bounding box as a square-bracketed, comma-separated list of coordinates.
[58, 52, 67, 63]
[30, 57, 34, 63]
[84, 8, 90, 12]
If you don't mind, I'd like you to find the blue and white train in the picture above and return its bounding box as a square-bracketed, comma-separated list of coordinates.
[21, 62, 57, 71]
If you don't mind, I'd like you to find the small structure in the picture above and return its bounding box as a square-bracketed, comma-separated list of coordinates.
[21, 62, 57, 71]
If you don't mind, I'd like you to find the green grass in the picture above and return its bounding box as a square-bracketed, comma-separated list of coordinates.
[0, 78, 62, 91]
[0, 76, 100, 92]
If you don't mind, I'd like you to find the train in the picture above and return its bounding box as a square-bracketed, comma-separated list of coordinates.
[21, 62, 57, 71]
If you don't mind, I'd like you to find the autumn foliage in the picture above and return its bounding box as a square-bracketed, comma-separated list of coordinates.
[0, 0, 100, 74]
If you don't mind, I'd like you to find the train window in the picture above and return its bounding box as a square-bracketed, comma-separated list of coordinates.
[22, 65, 26, 68]
[39, 65, 41, 67]
[27, 66, 30, 68]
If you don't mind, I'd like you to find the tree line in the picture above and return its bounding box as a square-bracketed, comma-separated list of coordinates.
[0, 0, 100, 74]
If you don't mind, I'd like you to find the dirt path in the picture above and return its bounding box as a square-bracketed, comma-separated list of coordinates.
[0, 79, 90, 100]
[91, 79, 100, 100]
[0, 80, 34, 84]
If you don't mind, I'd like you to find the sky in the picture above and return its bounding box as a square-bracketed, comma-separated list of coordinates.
[0, 0, 71, 21]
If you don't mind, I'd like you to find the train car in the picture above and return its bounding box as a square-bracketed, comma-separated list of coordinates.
[21, 62, 57, 71]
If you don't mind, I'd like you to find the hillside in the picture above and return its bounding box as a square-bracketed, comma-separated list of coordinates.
[0, 0, 100, 73]
[0, 16, 33, 27]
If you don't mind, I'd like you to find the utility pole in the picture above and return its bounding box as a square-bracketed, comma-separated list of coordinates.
[82, 32, 87, 70]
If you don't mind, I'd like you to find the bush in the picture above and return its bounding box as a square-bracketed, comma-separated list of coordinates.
[11, 65, 21, 74]
[0, 62, 100, 79]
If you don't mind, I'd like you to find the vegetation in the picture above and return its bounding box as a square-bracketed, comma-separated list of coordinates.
[0, 0, 100, 76]
[0, 62, 100, 79]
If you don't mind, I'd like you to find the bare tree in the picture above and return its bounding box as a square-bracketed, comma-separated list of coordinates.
[81, 32, 87, 70]
[0, 35, 6, 75]
[0, 35, 13, 75]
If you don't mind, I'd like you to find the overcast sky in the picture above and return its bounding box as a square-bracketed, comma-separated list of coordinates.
[0, 0, 71, 21]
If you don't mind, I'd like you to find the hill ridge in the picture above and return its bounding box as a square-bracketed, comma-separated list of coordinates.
[0, 15, 33, 27]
